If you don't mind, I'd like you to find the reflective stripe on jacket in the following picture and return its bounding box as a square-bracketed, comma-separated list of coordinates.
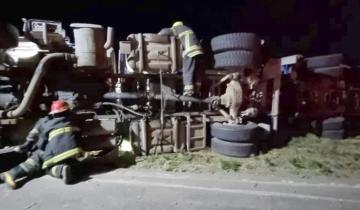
[28, 114, 82, 169]
[42, 124, 81, 169]
[171, 24, 203, 58]
[42, 147, 83, 169]
[48, 126, 79, 141]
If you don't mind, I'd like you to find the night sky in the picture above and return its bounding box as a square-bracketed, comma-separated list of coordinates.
[1, 0, 360, 65]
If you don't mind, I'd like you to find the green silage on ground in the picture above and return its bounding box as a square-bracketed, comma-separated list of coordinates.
[132, 134, 360, 178]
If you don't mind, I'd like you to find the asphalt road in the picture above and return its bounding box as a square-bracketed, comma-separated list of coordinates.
[1, 169, 360, 210]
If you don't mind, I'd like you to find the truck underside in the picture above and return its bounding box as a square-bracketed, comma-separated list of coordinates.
[1, 19, 359, 161]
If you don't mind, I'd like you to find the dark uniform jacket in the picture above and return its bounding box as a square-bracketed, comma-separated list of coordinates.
[159, 24, 203, 58]
[26, 114, 82, 169]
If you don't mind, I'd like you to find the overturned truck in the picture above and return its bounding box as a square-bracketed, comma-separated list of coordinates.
[0, 19, 358, 162]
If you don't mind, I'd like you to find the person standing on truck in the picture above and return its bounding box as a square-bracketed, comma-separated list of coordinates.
[0, 100, 82, 189]
[158, 21, 204, 99]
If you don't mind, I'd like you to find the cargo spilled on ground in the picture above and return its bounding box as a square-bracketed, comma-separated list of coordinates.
[132, 134, 360, 178]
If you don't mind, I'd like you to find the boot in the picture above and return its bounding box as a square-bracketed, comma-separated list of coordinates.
[0, 173, 4, 183]
[61, 165, 73, 184]
[1, 166, 27, 189]
[49, 164, 73, 184]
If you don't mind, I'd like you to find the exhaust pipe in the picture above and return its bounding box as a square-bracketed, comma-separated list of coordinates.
[104, 27, 114, 50]
[0, 53, 76, 119]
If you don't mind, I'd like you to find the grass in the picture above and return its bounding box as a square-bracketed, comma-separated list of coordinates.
[131, 134, 360, 178]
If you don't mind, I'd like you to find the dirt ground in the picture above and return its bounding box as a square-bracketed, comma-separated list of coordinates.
[132, 134, 360, 179]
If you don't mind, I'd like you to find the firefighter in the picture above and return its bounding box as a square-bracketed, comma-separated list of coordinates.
[158, 21, 204, 98]
[0, 100, 82, 189]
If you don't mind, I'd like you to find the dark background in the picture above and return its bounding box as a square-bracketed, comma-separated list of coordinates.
[1, 0, 359, 65]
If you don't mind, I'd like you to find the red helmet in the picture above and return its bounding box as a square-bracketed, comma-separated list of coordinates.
[49, 100, 69, 114]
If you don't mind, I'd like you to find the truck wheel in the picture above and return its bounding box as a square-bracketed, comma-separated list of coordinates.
[305, 54, 344, 69]
[214, 50, 258, 69]
[346, 129, 360, 138]
[211, 33, 261, 53]
[210, 122, 259, 142]
[312, 66, 344, 78]
[211, 137, 256, 157]
[321, 117, 344, 130]
[345, 117, 360, 130]
[321, 129, 344, 140]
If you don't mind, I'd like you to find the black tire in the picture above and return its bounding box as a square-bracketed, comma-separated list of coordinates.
[345, 117, 360, 130]
[211, 33, 261, 53]
[305, 54, 344, 69]
[210, 122, 259, 142]
[214, 50, 258, 69]
[322, 117, 344, 130]
[313, 66, 344, 78]
[0, 85, 13, 92]
[321, 129, 344, 140]
[0, 76, 14, 91]
[211, 138, 256, 157]
[346, 129, 360, 138]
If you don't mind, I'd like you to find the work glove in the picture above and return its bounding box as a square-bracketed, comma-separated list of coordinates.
[84, 150, 103, 158]
[13, 141, 33, 153]
[77, 150, 104, 162]
[207, 96, 221, 109]
[183, 85, 194, 107]
[183, 85, 194, 97]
